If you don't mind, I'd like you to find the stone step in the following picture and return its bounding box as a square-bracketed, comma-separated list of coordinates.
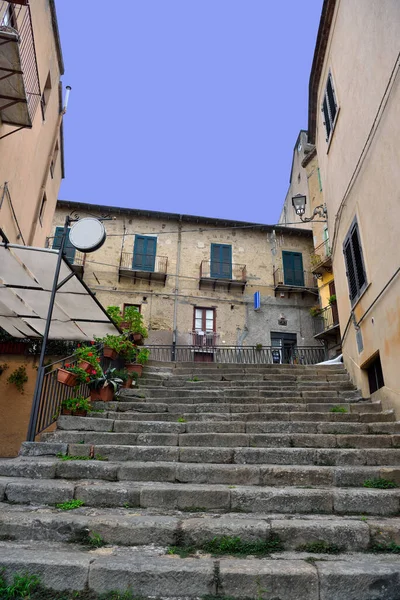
[21, 442, 400, 466]
[58, 415, 400, 435]
[1, 478, 399, 514]
[171, 365, 346, 373]
[39, 428, 400, 449]
[4, 458, 400, 489]
[142, 373, 351, 383]
[1, 505, 399, 552]
[139, 380, 354, 390]
[3, 539, 400, 600]
[124, 388, 355, 399]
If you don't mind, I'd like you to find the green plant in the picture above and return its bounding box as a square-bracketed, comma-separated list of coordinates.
[123, 306, 148, 338]
[0, 363, 8, 376]
[309, 306, 323, 317]
[7, 365, 28, 393]
[113, 369, 130, 383]
[297, 540, 341, 554]
[371, 542, 400, 554]
[63, 364, 93, 384]
[328, 294, 337, 304]
[87, 532, 106, 548]
[74, 344, 100, 365]
[177, 417, 186, 423]
[88, 367, 123, 393]
[329, 406, 348, 413]
[56, 499, 84, 510]
[363, 478, 398, 489]
[135, 347, 150, 365]
[106, 306, 123, 327]
[255, 343, 263, 351]
[61, 396, 91, 413]
[0, 571, 40, 599]
[188, 376, 200, 382]
[167, 535, 283, 558]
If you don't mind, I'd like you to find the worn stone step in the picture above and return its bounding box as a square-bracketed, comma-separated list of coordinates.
[2, 540, 400, 600]
[2, 478, 399, 515]
[20, 442, 400, 467]
[2, 506, 398, 552]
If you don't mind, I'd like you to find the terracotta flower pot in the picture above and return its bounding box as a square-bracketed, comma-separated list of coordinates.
[78, 360, 92, 372]
[125, 363, 143, 377]
[90, 385, 114, 402]
[73, 409, 87, 417]
[132, 333, 144, 346]
[61, 407, 72, 415]
[103, 346, 118, 360]
[122, 377, 133, 389]
[57, 368, 78, 387]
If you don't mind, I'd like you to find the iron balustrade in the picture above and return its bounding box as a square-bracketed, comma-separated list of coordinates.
[120, 251, 168, 274]
[145, 345, 326, 365]
[310, 239, 332, 271]
[200, 260, 247, 282]
[0, 1, 41, 123]
[273, 268, 318, 289]
[45, 237, 86, 269]
[191, 331, 219, 346]
[313, 304, 340, 336]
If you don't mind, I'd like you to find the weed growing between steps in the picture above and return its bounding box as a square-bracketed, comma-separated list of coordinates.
[56, 454, 108, 462]
[167, 534, 283, 558]
[363, 478, 398, 489]
[329, 406, 348, 413]
[0, 571, 40, 599]
[371, 542, 400, 554]
[56, 499, 85, 511]
[71, 530, 107, 549]
[297, 541, 341, 554]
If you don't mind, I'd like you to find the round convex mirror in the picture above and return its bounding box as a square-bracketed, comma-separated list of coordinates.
[69, 218, 106, 253]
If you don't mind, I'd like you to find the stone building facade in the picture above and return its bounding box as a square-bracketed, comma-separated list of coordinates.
[0, 0, 65, 247]
[52, 200, 322, 359]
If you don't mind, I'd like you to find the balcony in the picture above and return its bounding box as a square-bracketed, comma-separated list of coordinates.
[313, 304, 340, 339]
[0, 2, 41, 129]
[199, 260, 247, 293]
[46, 237, 85, 277]
[310, 239, 332, 274]
[273, 268, 318, 294]
[118, 251, 168, 286]
[191, 331, 219, 346]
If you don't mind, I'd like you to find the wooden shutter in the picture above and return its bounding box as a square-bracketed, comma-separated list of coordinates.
[343, 220, 367, 303]
[326, 75, 337, 123]
[282, 252, 304, 286]
[210, 244, 232, 279]
[133, 236, 157, 271]
[52, 226, 76, 263]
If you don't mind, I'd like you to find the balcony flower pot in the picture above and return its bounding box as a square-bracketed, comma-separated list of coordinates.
[57, 368, 78, 387]
[78, 360, 93, 372]
[125, 363, 143, 377]
[61, 407, 72, 416]
[132, 333, 144, 346]
[103, 346, 119, 360]
[122, 376, 133, 388]
[73, 408, 87, 417]
[90, 385, 115, 402]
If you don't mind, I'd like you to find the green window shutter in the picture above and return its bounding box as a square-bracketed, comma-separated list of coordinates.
[133, 235, 157, 271]
[343, 220, 367, 303]
[52, 226, 76, 263]
[210, 244, 232, 279]
[282, 251, 304, 286]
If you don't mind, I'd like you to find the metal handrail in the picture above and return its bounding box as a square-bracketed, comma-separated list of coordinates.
[313, 304, 339, 336]
[273, 268, 318, 289]
[120, 252, 168, 274]
[200, 260, 247, 281]
[310, 239, 331, 269]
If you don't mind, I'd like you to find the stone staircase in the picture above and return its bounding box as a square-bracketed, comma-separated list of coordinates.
[1, 362, 400, 599]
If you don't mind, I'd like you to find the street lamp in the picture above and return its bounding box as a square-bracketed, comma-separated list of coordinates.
[291, 194, 327, 222]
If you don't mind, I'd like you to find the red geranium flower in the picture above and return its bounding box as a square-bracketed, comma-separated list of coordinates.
[88, 352, 93, 357]
[91, 370, 97, 374]
[77, 344, 81, 348]
[65, 363, 70, 368]
[91, 341, 95, 345]
[86, 377, 90, 382]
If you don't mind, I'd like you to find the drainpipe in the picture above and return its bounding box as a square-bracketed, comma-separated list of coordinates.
[28, 86, 71, 246]
[172, 217, 182, 361]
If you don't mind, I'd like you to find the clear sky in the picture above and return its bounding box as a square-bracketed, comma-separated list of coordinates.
[57, 1, 323, 224]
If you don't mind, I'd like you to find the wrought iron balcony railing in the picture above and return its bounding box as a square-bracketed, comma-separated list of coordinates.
[191, 331, 219, 346]
[310, 239, 332, 273]
[0, 1, 41, 128]
[273, 268, 318, 290]
[199, 261, 247, 292]
[119, 252, 168, 285]
[313, 304, 340, 337]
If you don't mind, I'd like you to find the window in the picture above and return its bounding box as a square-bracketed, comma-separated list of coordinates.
[193, 307, 215, 346]
[343, 218, 367, 304]
[322, 72, 338, 142]
[365, 354, 385, 395]
[38, 193, 47, 227]
[50, 141, 59, 179]
[282, 251, 304, 286]
[123, 304, 141, 315]
[210, 244, 232, 279]
[132, 235, 157, 272]
[52, 226, 76, 263]
[41, 72, 52, 121]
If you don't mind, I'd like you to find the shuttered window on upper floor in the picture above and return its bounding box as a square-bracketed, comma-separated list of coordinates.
[322, 72, 338, 142]
[343, 219, 367, 305]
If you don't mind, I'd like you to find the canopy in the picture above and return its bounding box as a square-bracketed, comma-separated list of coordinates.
[0, 244, 119, 340]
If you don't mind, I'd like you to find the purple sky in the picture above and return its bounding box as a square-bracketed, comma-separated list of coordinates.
[57, 1, 323, 224]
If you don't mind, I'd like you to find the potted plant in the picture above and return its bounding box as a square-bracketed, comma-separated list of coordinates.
[309, 306, 323, 317]
[114, 368, 133, 389]
[98, 334, 123, 360]
[255, 343, 263, 351]
[57, 364, 89, 387]
[328, 294, 337, 304]
[88, 367, 123, 402]
[106, 306, 123, 328]
[126, 347, 150, 377]
[61, 395, 91, 416]
[74, 344, 101, 372]
[122, 307, 148, 345]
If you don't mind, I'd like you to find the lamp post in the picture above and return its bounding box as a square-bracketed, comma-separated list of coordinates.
[292, 194, 328, 223]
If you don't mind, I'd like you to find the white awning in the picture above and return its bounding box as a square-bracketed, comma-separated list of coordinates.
[0, 244, 120, 340]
